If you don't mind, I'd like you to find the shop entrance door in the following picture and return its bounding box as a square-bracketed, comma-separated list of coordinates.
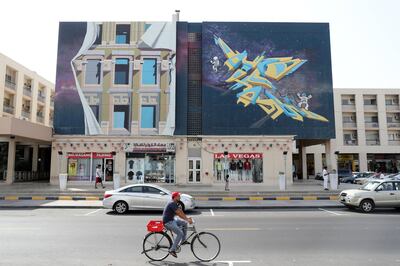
[188, 158, 201, 183]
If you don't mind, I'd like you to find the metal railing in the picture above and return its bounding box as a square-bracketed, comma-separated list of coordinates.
[37, 115, 44, 123]
[387, 122, 400, 128]
[388, 140, 400, 145]
[342, 122, 357, 128]
[14, 171, 50, 182]
[38, 94, 46, 102]
[23, 87, 32, 97]
[5, 79, 16, 90]
[21, 110, 31, 118]
[344, 139, 358, 145]
[3, 105, 14, 114]
[386, 105, 400, 111]
[365, 122, 379, 128]
[366, 139, 380, 145]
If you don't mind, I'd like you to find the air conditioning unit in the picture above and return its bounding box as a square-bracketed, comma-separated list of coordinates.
[161, 60, 170, 71]
[133, 60, 142, 70]
[72, 60, 83, 71]
[102, 60, 112, 72]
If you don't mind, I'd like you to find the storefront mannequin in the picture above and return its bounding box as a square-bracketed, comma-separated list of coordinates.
[244, 159, 251, 181]
[229, 159, 237, 180]
[215, 159, 223, 181]
[237, 160, 243, 181]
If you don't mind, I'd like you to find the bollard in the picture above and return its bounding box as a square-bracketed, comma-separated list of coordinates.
[329, 173, 338, 190]
[59, 173, 68, 191]
[278, 172, 286, 191]
[113, 173, 120, 190]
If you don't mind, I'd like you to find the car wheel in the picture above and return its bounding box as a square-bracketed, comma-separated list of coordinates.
[114, 201, 129, 214]
[360, 199, 375, 213]
[177, 201, 185, 212]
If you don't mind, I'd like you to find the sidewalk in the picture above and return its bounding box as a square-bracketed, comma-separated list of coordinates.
[0, 179, 352, 209]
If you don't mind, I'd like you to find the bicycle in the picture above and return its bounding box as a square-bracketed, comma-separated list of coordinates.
[142, 219, 221, 262]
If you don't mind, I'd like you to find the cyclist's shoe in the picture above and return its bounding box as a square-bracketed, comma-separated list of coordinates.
[181, 241, 190, 245]
[169, 251, 177, 258]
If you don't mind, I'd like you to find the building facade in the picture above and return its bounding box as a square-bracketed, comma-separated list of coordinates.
[302, 88, 400, 178]
[0, 53, 54, 183]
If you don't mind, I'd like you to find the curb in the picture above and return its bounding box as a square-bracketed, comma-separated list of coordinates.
[0, 195, 339, 201]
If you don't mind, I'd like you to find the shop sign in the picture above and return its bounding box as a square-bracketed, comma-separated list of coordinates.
[93, 152, 113, 159]
[124, 143, 176, 153]
[214, 153, 263, 159]
[67, 152, 91, 159]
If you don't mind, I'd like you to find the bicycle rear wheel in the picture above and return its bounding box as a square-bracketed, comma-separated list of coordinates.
[191, 232, 221, 262]
[142, 232, 172, 261]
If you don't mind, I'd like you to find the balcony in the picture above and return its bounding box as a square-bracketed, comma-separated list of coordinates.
[387, 122, 400, 129]
[341, 104, 356, 112]
[365, 122, 379, 128]
[364, 105, 377, 112]
[388, 140, 400, 145]
[23, 86, 32, 97]
[344, 139, 358, 146]
[36, 115, 44, 123]
[21, 110, 31, 119]
[5, 79, 16, 90]
[38, 94, 46, 103]
[366, 139, 380, 146]
[3, 105, 14, 114]
[342, 122, 357, 128]
[386, 105, 400, 112]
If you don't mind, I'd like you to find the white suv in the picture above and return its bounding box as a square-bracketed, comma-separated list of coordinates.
[339, 180, 400, 213]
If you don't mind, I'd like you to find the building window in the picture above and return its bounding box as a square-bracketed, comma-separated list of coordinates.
[114, 58, 129, 85]
[113, 105, 129, 130]
[116, 24, 130, 44]
[94, 24, 103, 45]
[85, 60, 101, 85]
[90, 105, 100, 122]
[141, 105, 156, 128]
[142, 59, 157, 85]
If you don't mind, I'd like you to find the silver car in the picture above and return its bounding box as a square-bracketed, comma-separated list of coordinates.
[339, 179, 400, 213]
[103, 184, 196, 214]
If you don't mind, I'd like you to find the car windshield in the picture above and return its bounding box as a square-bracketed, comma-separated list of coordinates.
[361, 181, 380, 191]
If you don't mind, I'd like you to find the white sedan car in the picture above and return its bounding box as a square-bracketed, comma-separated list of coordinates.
[339, 179, 400, 213]
[103, 184, 196, 214]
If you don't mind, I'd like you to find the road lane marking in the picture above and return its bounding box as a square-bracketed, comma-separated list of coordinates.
[210, 209, 215, 216]
[215, 261, 252, 265]
[84, 209, 103, 216]
[204, 228, 260, 231]
[319, 208, 343, 216]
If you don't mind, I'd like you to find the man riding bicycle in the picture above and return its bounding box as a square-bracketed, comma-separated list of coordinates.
[162, 191, 193, 258]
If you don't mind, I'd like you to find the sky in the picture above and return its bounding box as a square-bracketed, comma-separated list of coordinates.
[0, 0, 399, 88]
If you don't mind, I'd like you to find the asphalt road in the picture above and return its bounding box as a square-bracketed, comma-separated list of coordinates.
[1, 208, 400, 266]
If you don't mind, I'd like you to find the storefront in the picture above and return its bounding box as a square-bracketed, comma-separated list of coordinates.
[67, 152, 114, 181]
[367, 154, 400, 173]
[213, 153, 263, 183]
[124, 142, 176, 184]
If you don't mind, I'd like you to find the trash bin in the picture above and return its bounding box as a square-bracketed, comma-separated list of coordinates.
[329, 173, 338, 190]
[59, 174, 67, 191]
[278, 172, 286, 191]
[113, 173, 120, 190]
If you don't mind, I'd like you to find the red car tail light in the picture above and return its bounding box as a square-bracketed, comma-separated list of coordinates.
[104, 194, 112, 199]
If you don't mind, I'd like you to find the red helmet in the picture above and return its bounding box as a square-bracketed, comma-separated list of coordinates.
[171, 191, 180, 199]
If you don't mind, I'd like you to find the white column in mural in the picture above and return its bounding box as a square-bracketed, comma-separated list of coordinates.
[71, 22, 103, 135]
[139, 21, 177, 136]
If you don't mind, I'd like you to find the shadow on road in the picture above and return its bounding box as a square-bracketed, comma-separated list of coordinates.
[148, 261, 219, 266]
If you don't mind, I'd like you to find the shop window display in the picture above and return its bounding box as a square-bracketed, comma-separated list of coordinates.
[126, 154, 175, 184]
[214, 153, 263, 183]
[67, 158, 90, 181]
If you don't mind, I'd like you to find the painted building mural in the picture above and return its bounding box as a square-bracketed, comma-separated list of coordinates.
[55, 22, 177, 136]
[202, 22, 335, 139]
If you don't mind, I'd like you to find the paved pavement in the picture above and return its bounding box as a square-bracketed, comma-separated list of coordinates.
[1, 208, 399, 266]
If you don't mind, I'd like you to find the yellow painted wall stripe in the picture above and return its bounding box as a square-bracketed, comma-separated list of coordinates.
[249, 197, 263, 201]
[32, 196, 46, 200]
[5, 196, 18, 201]
[303, 196, 317, 200]
[276, 196, 290, 201]
[59, 196, 72, 200]
[222, 197, 236, 201]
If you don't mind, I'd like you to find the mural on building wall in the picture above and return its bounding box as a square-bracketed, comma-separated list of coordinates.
[55, 21, 177, 136]
[202, 22, 335, 139]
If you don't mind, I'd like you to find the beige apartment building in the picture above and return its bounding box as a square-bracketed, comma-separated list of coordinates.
[0, 53, 54, 183]
[299, 88, 400, 178]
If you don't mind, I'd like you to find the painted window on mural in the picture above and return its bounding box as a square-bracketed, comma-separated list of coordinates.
[114, 59, 129, 85]
[142, 59, 157, 85]
[85, 60, 101, 84]
[116, 24, 130, 44]
[141, 105, 156, 128]
[113, 105, 129, 129]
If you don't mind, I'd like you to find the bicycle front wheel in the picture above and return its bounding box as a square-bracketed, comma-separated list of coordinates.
[191, 232, 221, 262]
[142, 232, 172, 261]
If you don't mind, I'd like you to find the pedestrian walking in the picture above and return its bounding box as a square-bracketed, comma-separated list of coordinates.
[224, 174, 230, 191]
[95, 165, 105, 189]
[322, 166, 329, 190]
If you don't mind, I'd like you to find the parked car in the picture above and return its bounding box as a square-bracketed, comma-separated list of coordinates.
[103, 184, 196, 214]
[338, 169, 352, 179]
[354, 173, 380, 185]
[339, 179, 400, 213]
[341, 172, 374, 184]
